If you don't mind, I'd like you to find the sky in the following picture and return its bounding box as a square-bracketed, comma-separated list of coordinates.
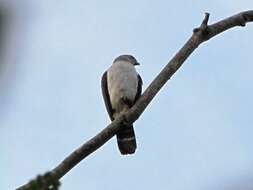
[1, 1, 253, 190]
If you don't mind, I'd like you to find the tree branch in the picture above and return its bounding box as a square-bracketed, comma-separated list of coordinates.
[17, 10, 253, 190]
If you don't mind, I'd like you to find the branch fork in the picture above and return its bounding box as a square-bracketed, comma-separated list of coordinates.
[193, 13, 210, 41]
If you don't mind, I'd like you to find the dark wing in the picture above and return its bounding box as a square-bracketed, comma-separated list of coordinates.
[134, 74, 143, 103]
[101, 71, 114, 121]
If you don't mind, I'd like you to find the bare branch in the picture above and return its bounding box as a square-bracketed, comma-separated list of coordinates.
[17, 10, 253, 190]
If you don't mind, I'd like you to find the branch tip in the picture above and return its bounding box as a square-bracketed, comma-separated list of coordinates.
[193, 12, 210, 33]
[202, 12, 210, 25]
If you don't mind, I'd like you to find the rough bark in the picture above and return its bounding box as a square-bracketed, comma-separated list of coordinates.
[17, 10, 253, 190]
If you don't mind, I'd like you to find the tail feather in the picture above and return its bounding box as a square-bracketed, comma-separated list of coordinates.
[116, 125, 136, 155]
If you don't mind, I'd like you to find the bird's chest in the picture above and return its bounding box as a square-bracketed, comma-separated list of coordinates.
[107, 64, 138, 104]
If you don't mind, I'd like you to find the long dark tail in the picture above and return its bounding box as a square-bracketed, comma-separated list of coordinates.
[116, 125, 136, 155]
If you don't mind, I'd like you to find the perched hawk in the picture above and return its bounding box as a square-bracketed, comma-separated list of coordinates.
[101, 55, 142, 155]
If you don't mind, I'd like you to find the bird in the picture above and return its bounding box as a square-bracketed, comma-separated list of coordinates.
[101, 55, 142, 155]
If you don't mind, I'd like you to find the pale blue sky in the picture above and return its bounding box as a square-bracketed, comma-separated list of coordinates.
[1, 1, 253, 190]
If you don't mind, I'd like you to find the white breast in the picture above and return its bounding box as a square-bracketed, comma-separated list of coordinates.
[107, 61, 138, 111]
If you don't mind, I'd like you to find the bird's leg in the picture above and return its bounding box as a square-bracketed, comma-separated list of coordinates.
[121, 104, 129, 113]
[121, 97, 133, 108]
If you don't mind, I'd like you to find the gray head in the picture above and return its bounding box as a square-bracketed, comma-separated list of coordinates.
[113, 55, 140, 66]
